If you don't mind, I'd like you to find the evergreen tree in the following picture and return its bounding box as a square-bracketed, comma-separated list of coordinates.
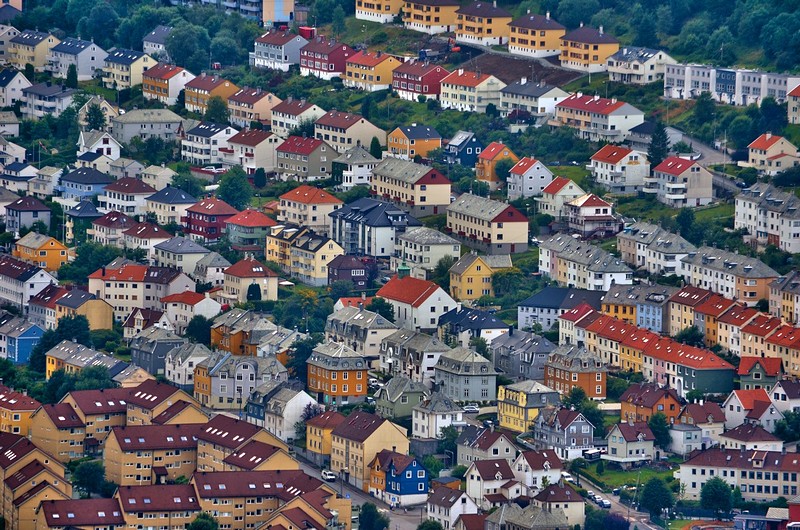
[648, 412, 672, 450]
[369, 136, 382, 160]
[85, 103, 107, 131]
[204, 96, 230, 124]
[253, 167, 267, 189]
[648, 120, 670, 167]
[332, 5, 347, 37]
[66, 64, 79, 88]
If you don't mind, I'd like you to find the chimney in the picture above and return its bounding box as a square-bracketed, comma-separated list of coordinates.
[546, 11, 550, 19]
[102, 266, 106, 276]
[358, 302, 364, 311]
[580, 21, 584, 27]
[492, 0, 496, 6]
[361, 292, 366, 301]
[521, 77, 527, 85]
[599, 25, 604, 35]
[458, 68, 464, 76]
[508, 325, 514, 336]
[527, 8, 530, 14]
[766, 132, 772, 140]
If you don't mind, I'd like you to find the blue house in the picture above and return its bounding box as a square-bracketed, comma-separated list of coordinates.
[59, 167, 113, 200]
[0, 314, 44, 364]
[444, 130, 484, 167]
[369, 450, 429, 507]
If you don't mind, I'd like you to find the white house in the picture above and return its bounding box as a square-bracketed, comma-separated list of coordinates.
[427, 487, 479, 530]
[262, 387, 316, 442]
[412, 392, 465, 440]
[376, 274, 457, 333]
[607, 47, 677, 85]
[588, 144, 650, 194]
[465, 459, 521, 510]
[181, 122, 240, 166]
[511, 450, 562, 497]
[77, 129, 121, 161]
[98, 177, 157, 216]
[499, 80, 569, 119]
[770, 380, 800, 413]
[553, 93, 645, 143]
[722, 388, 780, 431]
[0, 69, 31, 108]
[603, 421, 655, 468]
[506, 157, 554, 200]
[719, 423, 783, 452]
[251, 30, 308, 71]
[164, 342, 213, 391]
[534, 177, 586, 220]
[121, 222, 171, 262]
[0, 255, 56, 310]
[334, 145, 379, 191]
[160, 290, 222, 335]
[644, 157, 713, 208]
[221, 129, 281, 174]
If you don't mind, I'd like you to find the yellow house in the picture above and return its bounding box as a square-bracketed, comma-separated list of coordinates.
[220, 439, 299, 472]
[330, 411, 409, 492]
[387, 124, 442, 160]
[290, 233, 344, 287]
[602, 294, 637, 324]
[455, 1, 513, 46]
[306, 411, 346, 466]
[344, 50, 402, 92]
[509, 12, 565, 58]
[0, 387, 40, 436]
[446, 193, 529, 254]
[668, 286, 711, 336]
[356, 0, 403, 23]
[102, 49, 157, 90]
[559, 25, 620, 73]
[8, 30, 60, 71]
[449, 252, 513, 301]
[618, 327, 659, 374]
[497, 380, 560, 433]
[747, 133, 799, 174]
[221, 256, 279, 304]
[475, 141, 519, 189]
[12, 232, 67, 272]
[54, 289, 114, 331]
[402, 0, 460, 34]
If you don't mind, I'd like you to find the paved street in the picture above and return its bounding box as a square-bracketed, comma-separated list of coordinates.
[577, 474, 660, 530]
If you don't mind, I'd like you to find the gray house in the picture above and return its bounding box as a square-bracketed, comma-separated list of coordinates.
[5, 196, 51, 234]
[142, 25, 172, 62]
[110, 108, 185, 144]
[490, 329, 555, 381]
[375, 374, 430, 419]
[46, 38, 108, 81]
[129, 326, 187, 376]
[532, 406, 595, 460]
[518, 286, 605, 330]
[456, 425, 518, 466]
[381, 328, 451, 387]
[329, 197, 422, 258]
[434, 346, 497, 403]
[199, 351, 288, 410]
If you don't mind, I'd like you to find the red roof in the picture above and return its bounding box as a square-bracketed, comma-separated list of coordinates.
[717, 304, 758, 326]
[0, 386, 40, 411]
[737, 356, 783, 377]
[271, 98, 318, 117]
[654, 156, 699, 176]
[376, 275, 442, 307]
[116, 484, 200, 513]
[471, 459, 514, 480]
[669, 286, 712, 308]
[88, 263, 148, 282]
[645, 339, 734, 370]
[315, 110, 367, 130]
[161, 290, 206, 306]
[65, 387, 131, 415]
[279, 184, 342, 204]
[228, 87, 275, 105]
[225, 257, 277, 278]
[40, 498, 124, 527]
[732, 388, 770, 410]
[41, 403, 84, 428]
[122, 222, 170, 240]
[789, 85, 800, 98]
[92, 210, 135, 229]
[255, 30, 300, 45]
[306, 410, 346, 429]
[542, 176, 576, 195]
[442, 69, 492, 88]
[509, 157, 542, 175]
[226, 208, 277, 228]
[693, 293, 736, 318]
[741, 314, 782, 337]
[591, 144, 633, 164]
[559, 303, 596, 323]
[478, 141, 516, 161]
[186, 197, 239, 216]
[568, 193, 611, 208]
[29, 284, 70, 309]
[347, 50, 396, 67]
[748, 133, 786, 151]
[126, 380, 182, 410]
[143, 63, 186, 81]
[393, 60, 449, 78]
[337, 296, 374, 308]
[7, 196, 50, 212]
[222, 439, 284, 469]
[620, 327, 660, 350]
[765, 324, 800, 349]
[277, 136, 326, 156]
[615, 421, 655, 442]
[228, 129, 274, 147]
[556, 93, 626, 115]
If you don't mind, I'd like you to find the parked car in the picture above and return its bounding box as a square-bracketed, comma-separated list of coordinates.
[586, 491, 595, 498]
[462, 404, 479, 414]
[601, 500, 612, 509]
[321, 470, 337, 482]
[561, 472, 574, 483]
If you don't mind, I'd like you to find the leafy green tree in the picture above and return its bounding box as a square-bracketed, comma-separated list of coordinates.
[29, 315, 92, 374]
[706, 26, 737, 65]
[66, 0, 99, 29]
[366, 297, 394, 322]
[648, 121, 669, 167]
[172, 172, 206, 198]
[211, 33, 241, 66]
[693, 92, 715, 126]
[359, 503, 390, 530]
[253, 168, 267, 189]
[640, 477, 674, 515]
[775, 410, 800, 442]
[422, 454, 443, 478]
[332, 5, 347, 37]
[187, 513, 220, 530]
[78, 2, 119, 49]
[204, 96, 230, 124]
[563, 387, 587, 409]
[286, 336, 321, 383]
[73, 460, 106, 495]
[437, 425, 459, 455]
[674, 326, 705, 347]
[185, 316, 212, 346]
[217, 166, 253, 210]
[469, 337, 489, 359]
[648, 412, 672, 450]
[701, 477, 733, 517]
[494, 158, 515, 184]
[369, 137, 382, 160]
[329, 280, 354, 301]
[86, 103, 107, 132]
[450, 464, 468, 479]
[418, 521, 444, 530]
[492, 268, 526, 297]
[288, 118, 316, 138]
[166, 22, 211, 73]
[66, 64, 79, 88]
[430, 255, 456, 291]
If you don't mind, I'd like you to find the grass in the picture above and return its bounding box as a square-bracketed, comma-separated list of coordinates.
[582, 461, 679, 490]
[614, 197, 677, 221]
[669, 520, 696, 530]
[552, 165, 592, 189]
[694, 203, 734, 221]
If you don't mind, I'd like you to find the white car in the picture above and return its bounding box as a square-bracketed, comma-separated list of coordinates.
[321, 470, 337, 482]
[462, 405, 480, 414]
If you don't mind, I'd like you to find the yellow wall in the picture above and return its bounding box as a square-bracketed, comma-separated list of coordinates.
[601, 302, 636, 325]
[387, 129, 442, 159]
[560, 40, 619, 69]
[449, 257, 495, 301]
[510, 26, 565, 54]
[0, 406, 36, 436]
[13, 238, 67, 271]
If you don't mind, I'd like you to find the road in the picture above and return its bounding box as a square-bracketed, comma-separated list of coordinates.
[576, 474, 660, 530]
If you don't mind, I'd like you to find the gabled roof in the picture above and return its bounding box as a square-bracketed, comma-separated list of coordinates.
[518, 450, 562, 471]
[29, 284, 70, 309]
[428, 486, 467, 507]
[116, 484, 199, 513]
[146, 186, 196, 205]
[228, 129, 274, 147]
[442, 69, 495, 88]
[471, 459, 514, 480]
[731, 388, 770, 410]
[142, 63, 187, 81]
[347, 49, 397, 67]
[161, 290, 206, 306]
[620, 382, 680, 408]
[306, 410, 346, 429]
[0, 70, 26, 89]
[680, 401, 725, 424]
[557, 93, 628, 115]
[720, 423, 780, 443]
[456, 1, 512, 17]
[315, 110, 370, 130]
[561, 25, 619, 44]
[0, 255, 47, 282]
[92, 211, 135, 229]
[393, 124, 442, 141]
[143, 25, 172, 45]
[614, 421, 655, 442]
[55, 289, 96, 310]
[65, 387, 131, 415]
[15, 232, 62, 250]
[330, 411, 390, 442]
[256, 30, 304, 45]
[104, 176, 156, 194]
[185, 74, 235, 92]
[154, 235, 209, 254]
[105, 48, 146, 65]
[111, 423, 203, 451]
[654, 156, 700, 176]
[478, 141, 515, 161]
[186, 122, 236, 138]
[226, 208, 277, 228]
[567, 193, 611, 209]
[123, 222, 170, 240]
[775, 380, 800, 400]
[749, 133, 790, 151]
[738, 356, 783, 377]
[62, 167, 113, 185]
[229, 87, 275, 105]
[277, 136, 326, 155]
[7, 196, 49, 212]
[225, 256, 278, 278]
[39, 498, 124, 527]
[447, 193, 526, 223]
[510, 13, 565, 30]
[542, 176, 582, 195]
[510, 157, 546, 175]
[376, 275, 442, 307]
[393, 60, 450, 77]
[126, 380, 183, 410]
[195, 413, 262, 449]
[10, 30, 50, 46]
[271, 97, 320, 116]
[534, 483, 582, 503]
[591, 144, 634, 164]
[279, 185, 342, 204]
[187, 197, 239, 216]
[223, 439, 284, 469]
[192, 469, 324, 500]
[50, 37, 96, 55]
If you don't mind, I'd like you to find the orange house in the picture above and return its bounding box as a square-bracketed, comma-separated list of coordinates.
[12, 232, 67, 272]
[307, 342, 368, 407]
[475, 141, 519, 190]
[183, 73, 240, 114]
[387, 124, 442, 160]
[620, 382, 682, 423]
[693, 293, 737, 348]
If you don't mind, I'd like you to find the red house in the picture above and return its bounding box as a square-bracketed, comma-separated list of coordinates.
[299, 37, 356, 80]
[392, 60, 450, 102]
[182, 198, 239, 243]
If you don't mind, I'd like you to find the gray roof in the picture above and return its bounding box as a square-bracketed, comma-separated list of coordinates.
[146, 186, 197, 205]
[105, 48, 147, 65]
[195, 251, 232, 270]
[413, 391, 461, 414]
[682, 246, 779, 279]
[546, 344, 606, 373]
[505, 503, 568, 529]
[490, 329, 555, 356]
[555, 241, 632, 274]
[66, 200, 102, 218]
[187, 122, 235, 138]
[0, 186, 19, 203]
[208, 352, 287, 379]
[165, 342, 213, 366]
[617, 222, 696, 254]
[504, 379, 558, 395]
[0, 110, 20, 124]
[398, 226, 459, 246]
[439, 307, 507, 331]
[143, 25, 172, 45]
[23, 82, 77, 99]
[435, 346, 496, 375]
[449, 252, 512, 275]
[371, 157, 439, 185]
[326, 306, 397, 332]
[10, 30, 50, 46]
[54, 289, 96, 310]
[519, 286, 605, 310]
[112, 108, 183, 125]
[62, 167, 112, 185]
[737, 183, 800, 220]
[154, 236, 210, 255]
[501, 80, 567, 98]
[308, 341, 366, 369]
[14, 231, 52, 249]
[604, 283, 678, 306]
[447, 193, 513, 222]
[51, 37, 97, 55]
[608, 46, 670, 64]
[333, 145, 378, 165]
[329, 197, 422, 228]
[447, 130, 481, 150]
[382, 329, 451, 363]
[376, 374, 429, 403]
[395, 124, 441, 140]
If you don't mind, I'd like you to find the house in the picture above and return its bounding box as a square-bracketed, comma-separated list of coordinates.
[564, 193, 622, 239]
[434, 346, 497, 402]
[8, 30, 59, 71]
[444, 130, 484, 167]
[723, 388, 783, 432]
[447, 251, 514, 302]
[88, 211, 135, 246]
[305, 410, 346, 467]
[533, 484, 586, 527]
[465, 459, 519, 509]
[183, 73, 240, 114]
[588, 144, 650, 194]
[327, 255, 370, 290]
[251, 30, 308, 71]
[508, 12, 566, 58]
[12, 233, 67, 272]
[537, 235, 633, 291]
[255, 386, 315, 441]
[0, 163, 34, 196]
[535, 177, 585, 220]
[370, 157, 452, 218]
[552, 92, 644, 142]
[45, 38, 107, 81]
[447, 194, 528, 254]
[616, 222, 696, 276]
[438, 307, 507, 347]
[299, 37, 355, 80]
[28, 284, 70, 331]
[559, 25, 619, 73]
[500, 80, 569, 124]
[490, 329, 555, 382]
[0, 25, 20, 65]
[393, 227, 460, 280]
[719, 423, 783, 452]
[77, 95, 118, 132]
[227, 87, 281, 128]
[334, 145, 379, 191]
[5, 196, 50, 234]
[412, 392, 465, 439]
[0, 111, 20, 139]
[101, 49, 155, 90]
[27, 166, 61, 200]
[180, 122, 239, 166]
[498, 380, 561, 434]
[369, 450, 429, 507]
[440, 69, 506, 113]
[75, 150, 112, 174]
[59, 167, 112, 200]
[141, 63, 196, 106]
[329, 197, 422, 258]
[330, 410, 409, 490]
[194, 352, 288, 410]
[129, 327, 186, 376]
[163, 342, 213, 391]
[221, 256, 279, 303]
[531, 406, 595, 460]
[110, 108, 185, 144]
[0, 316, 43, 364]
[511, 450, 562, 497]
[517, 286, 604, 330]
[225, 209, 277, 256]
[680, 246, 778, 306]
[377, 273, 456, 333]
[182, 197, 239, 243]
[393, 61, 450, 101]
[670, 422, 702, 456]
[604, 421, 655, 467]
[278, 185, 342, 231]
[222, 129, 281, 174]
[142, 25, 172, 61]
[265, 225, 344, 286]
[620, 382, 682, 423]
[607, 46, 677, 84]
[505, 157, 554, 200]
[314, 110, 386, 154]
[375, 374, 429, 419]
[209, 309, 283, 357]
[20, 82, 77, 120]
[455, 1, 512, 46]
[387, 124, 442, 160]
[0, 70, 30, 110]
[324, 305, 397, 361]
[144, 186, 196, 226]
[771, 380, 800, 414]
[54, 289, 113, 331]
[307, 342, 368, 407]
[275, 135, 335, 181]
[98, 177, 156, 216]
[737, 184, 800, 255]
[344, 50, 402, 92]
[602, 284, 678, 334]
[739, 357, 783, 391]
[160, 291, 221, 334]
[544, 344, 606, 399]
[380, 328, 451, 385]
[457, 425, 519, 468]
[748, 133, 800, 175]
[427, 486, 479, 530]
[644, 157, 714, 207]
[193, 252, 230, 287]
[139, 165, 176, 192]
[108, 157, 144, 180]
[677, 401, 726, 447]
[475, 141, 519, 189]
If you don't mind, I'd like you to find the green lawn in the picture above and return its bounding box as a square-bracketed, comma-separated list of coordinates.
[695, 203, 734, 221]
[668, 520, 696, 530]
[614, 197, 677, 222]
[551, 166, 592, 190]
[581, 461, 678, 490]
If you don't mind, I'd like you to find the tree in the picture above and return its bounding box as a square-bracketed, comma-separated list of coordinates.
[57, 243, 123, 284]
[369, 136, 382, 160]
[494, 158, 515, 184]
[204, 96, 230, 124]
[422, 454, 443, 478]
[756, 298, 769, 312]
[492, 268, 526, 297]
[693, 92, 715, 126]
[674, 326, 705, 347]
[185, 316, 212, 345]
[648, 121, 670, 167]
[285, 336, 321, 382]
[332, 5, 347, 37]
[563, 387, 587, 409]
[701, 477, 733, 517]
[775, 410, 800, 442]
[29, 315, 92, 374]
[73, 461, 106, 495]
[361, 95, 372, 120]
[247, 282, 262, 301]
[430, 255, 456, 291]
[166, 22, 211, 72]
[450, 464, 468, 479]
[329, 280, 354, 301]
[469, 337, 489, 359]
[79, 2, 119, 49]
[24, 63, 34, 84]
[640, 477, 674, 516]
[366, 297, 394, 322]
[359, 503, 390, 530]
[648, 412, 671, 450]
[596, 459, 605, 475]
[211, 34, 241, 66]
[437, 425, 459, 455]
[66, 64, 79, 88]
[187, 513, 220, 530]
[417, 521, 444, 530]
[253, 167, 267, 189]
[300, 402, 325, 422]
[217, 166, 253, 210]
[85, 103, 107, 131]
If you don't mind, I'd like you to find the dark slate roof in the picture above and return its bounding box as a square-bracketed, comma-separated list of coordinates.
[329, 197, 422, 228]
[519, 286, 605, 310]
[396, 124, 441, 141]
[105, 48, 147, 65]
[146, 186, 197, 205]
[562, 26, 619, 45]
[66, 200, 103, 219]
[5, 162, 27, 173]
[77, 151, 104, 162]
[144, 25, 172, 45]
[629, 120, 656, 135]
[439, 307, 507, 331]
[22, 82, 77, 98]
[187, 122, 235, 138]
[62, 167, 113, 185]
[0, 5, 20, 22]
[501, 80, 561, 97]
[55, 289, 96, 309]
[0, 70, 25, 89]
[51, 38, 96, 55]
[10, 30, 50, 46]
[153, 236, 209, 255]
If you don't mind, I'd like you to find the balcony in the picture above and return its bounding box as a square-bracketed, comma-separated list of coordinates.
[665, 193, 687, 200]
[665, 181, 686, 190]
[642, 186, 658, 194]
[585, 164, 594, 171]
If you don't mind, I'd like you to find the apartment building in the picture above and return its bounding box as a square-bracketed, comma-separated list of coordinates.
[344, 50, 402, 92]
[446, 193, 528, 254]
[402, 0, 459, 34]
[564, 193, 622, 239]
[275, 136, 335, 181]
[45, 38, 107, 81]
[141, 63, 195, 106]
[144, 186, 197, 226]
[0, 255, 56, 311]
[387, 124, 442, 160]
[355, 0, 402, 22]
[227, 87, 281, 128]
[588, 144, 650, 194]
[664, 64, 799, 106]
[180, 122, 239, 167]
[439, 69, 506, 113]
[221, 256, 279, 303]
[552, 92, 644, 142]
[182, 197, 240, 243]
[607, 46, 676, 84]
[538, 235, 633, 291]
[747, 133, 800, 175]
[222, 129, 281, 174]
[393, 226, 460, 279]
[101, 49, 155, 90]
[455, 1, 512, 46]
[299, 37, 355, 80]
[8, 30, 59, 71]
[449, 252, 512, 302]
[183, 74, 239, 114]
[278, 184, 342, 231]
[329, 197, 421, 258]
[392, 60, 450, 101]
[616, 222, 696, 276]
[335, 145, 379, 191]
[535, 176, 586, 220]
[251, 30, 308, 71]
[497, 380, 560, 434]
[735, 183, 800, 253]
[20, 82, 77, 120]
[370, 157, 452, 218]
[559, 25, 619, 73]
[500, 79, 569, 120]
[314, 110, 386, 154]
[508, 12, 565, 58]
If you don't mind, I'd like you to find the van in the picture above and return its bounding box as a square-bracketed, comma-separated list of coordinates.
[321, 470, 337, 482]
[560, 472, 574, 483]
